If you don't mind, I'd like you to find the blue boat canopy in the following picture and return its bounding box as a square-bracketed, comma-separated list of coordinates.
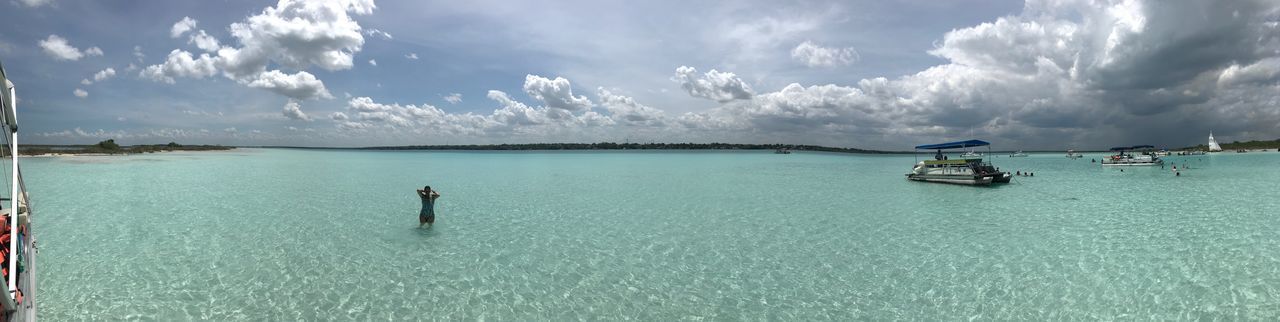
[915, 139, 990, 150]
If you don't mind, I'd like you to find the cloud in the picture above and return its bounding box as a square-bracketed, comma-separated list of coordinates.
[245, 70, 333, 100]
[597, 88, 665, 126]
[171, 16, 199, 38]
[188, 30, 221, 52]
[73, 88, 87, 98]
[364, 28, 392, 40]
[140, 49, 219, 84]
[93, 68, 116, 82]
[443, 93, 462, 104]
[486, 90, 546, 126]
[36, 0, 1280, 149]
[38, 35, 102, 61]
[133, 45, 145, 62]
[672, 66, 754, 102]
[1218, 57, 1280, 87]
[664, 0, 1280, 148]
[282, 100, 312, 121]
[791, 40, 858, 67]
[522, 74, 593, 113]
[182, 109, 223, 117]
[330, 76, 623, 140]
[345, 96, 473, 130]
[217, 0, 374, 77]
[81, 67, 116, 85]
[405, 53, 418, 60]
[368, 59, 377, 66]
[223, 127, 237, 133]
[16, 0, 53, 7]
[142, 0, 374, 100]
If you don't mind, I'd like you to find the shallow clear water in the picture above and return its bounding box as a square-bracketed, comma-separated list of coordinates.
[22, 149, 1280, 319]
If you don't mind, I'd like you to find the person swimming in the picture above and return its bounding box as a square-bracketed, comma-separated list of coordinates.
[417, 186, 441, 227]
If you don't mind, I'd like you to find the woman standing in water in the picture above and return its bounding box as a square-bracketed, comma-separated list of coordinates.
[417, 186, 441, 227]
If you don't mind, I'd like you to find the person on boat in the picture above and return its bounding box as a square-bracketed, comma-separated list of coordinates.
[417, 186, 441, 227]
[934, 150, 944, 161]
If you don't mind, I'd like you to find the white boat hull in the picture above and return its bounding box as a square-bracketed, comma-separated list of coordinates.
[1100, 161, 1162, 166]
[906, 174, 995, 185]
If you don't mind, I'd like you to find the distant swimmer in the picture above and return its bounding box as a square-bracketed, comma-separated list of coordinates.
[417, 186, 441, 228]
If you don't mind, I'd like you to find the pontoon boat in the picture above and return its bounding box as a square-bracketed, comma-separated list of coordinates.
[907, 140, 1011, 185]
[1102, 145, 1163, 166]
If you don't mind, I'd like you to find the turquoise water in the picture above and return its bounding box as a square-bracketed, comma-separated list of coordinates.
[22, 149, 1280, 319]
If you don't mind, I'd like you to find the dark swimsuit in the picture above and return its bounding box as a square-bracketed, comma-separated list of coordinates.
[420, 194, 435, 220]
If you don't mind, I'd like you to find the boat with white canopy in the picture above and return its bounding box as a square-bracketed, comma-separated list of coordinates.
[1101, 145, 1163, 166]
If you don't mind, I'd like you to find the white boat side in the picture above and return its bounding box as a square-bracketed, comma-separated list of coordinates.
[1, 57, 36, 322]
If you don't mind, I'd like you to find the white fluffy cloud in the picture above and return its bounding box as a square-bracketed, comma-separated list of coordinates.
[406, 53, 419, 60]
[791, 40, 858, 68]
[597, 88, 665, 126]
[142, 0, 374, 100]
[73, 88, 87, 98]
[171, 17, 199, 38]
[522, 74, 593, 113]
[140, 50, 218, 84]
[171, 16, 198, 38]
[218, 0, 374, 77]
[331, 77, 625, 140]
[282, 100, 312, 121]
[330, 112, 349, 121]
[38, 35, 102, 61]
[93, 68, 117, 82]
[672, 66, 754, 102]
[82, 68, 117, 85]
[188, 30, 221, 52]
[246, 70, 333, 100]
[368, 59, 377, 66]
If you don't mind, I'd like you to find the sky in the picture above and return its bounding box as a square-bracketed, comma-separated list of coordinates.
[1, 0, 1278, 150]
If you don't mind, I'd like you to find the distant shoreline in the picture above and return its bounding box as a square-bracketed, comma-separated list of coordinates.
[13, 142, 234, 157]
[241, 144, 1130, 154]
[17, 149, 236, 157]
[252, 143, 906, 154]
